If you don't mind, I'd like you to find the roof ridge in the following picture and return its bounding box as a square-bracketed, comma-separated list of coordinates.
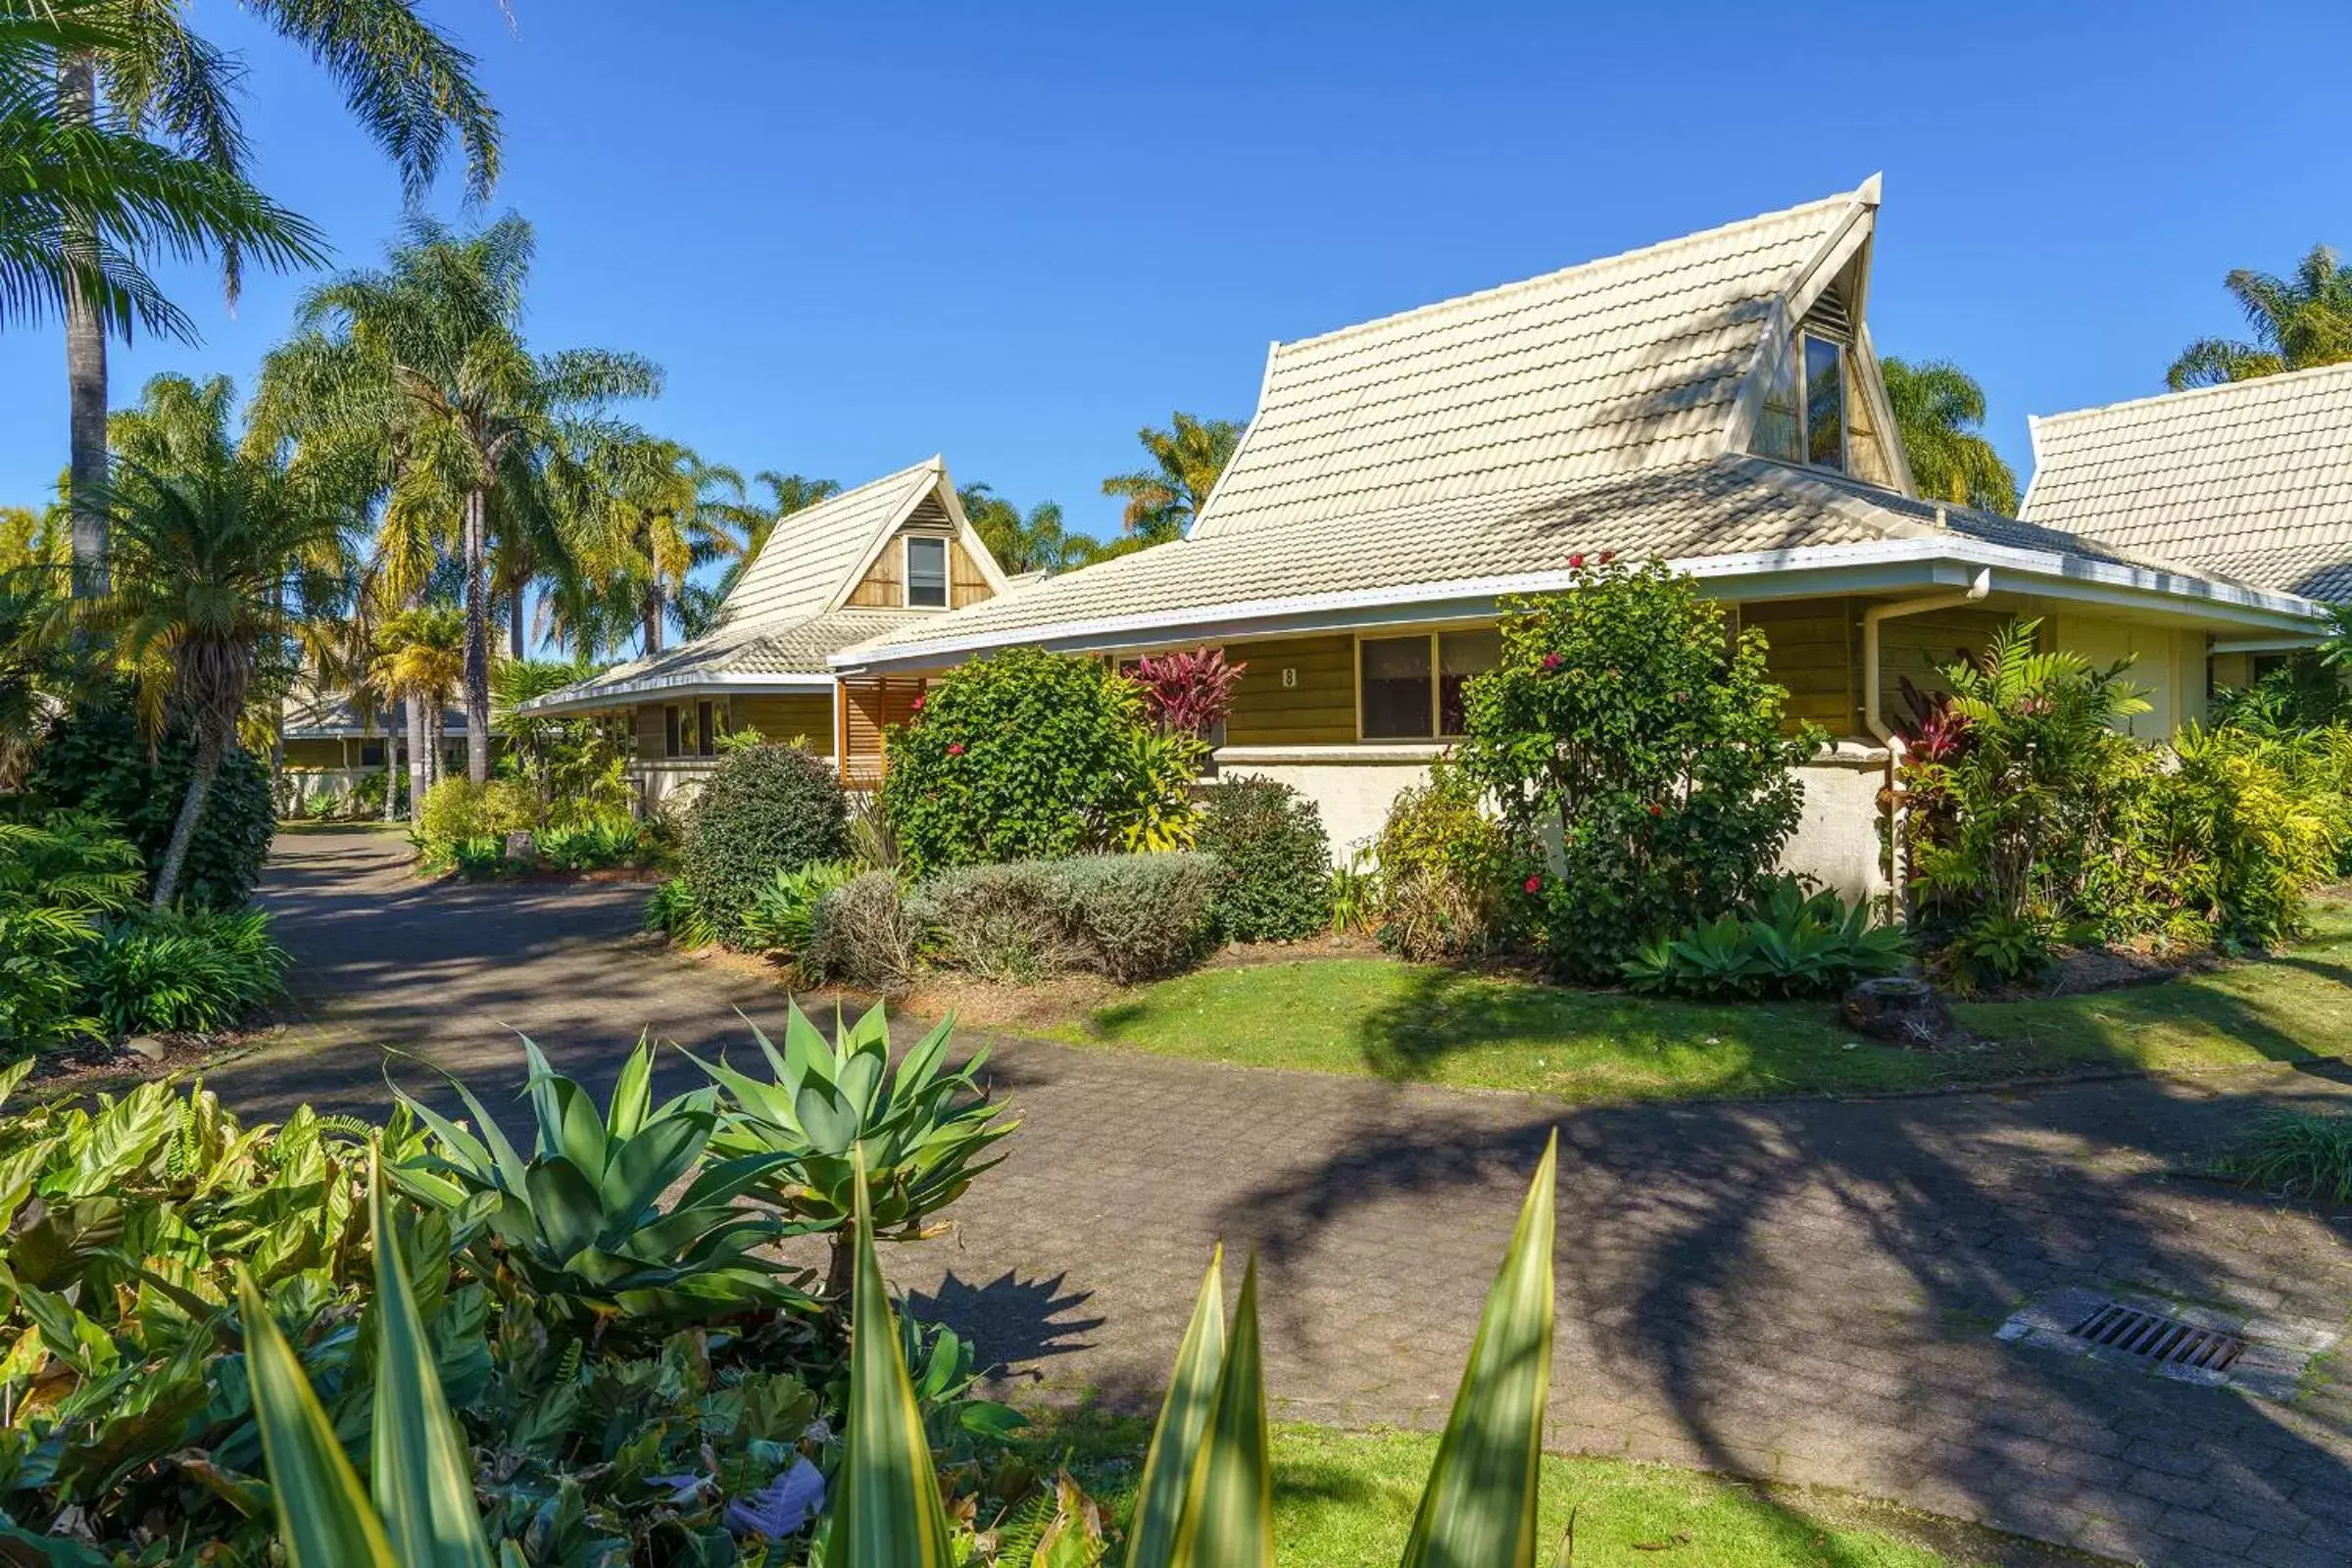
[1269, 183, 1874, 359]
[2033, 358, 2352, 429]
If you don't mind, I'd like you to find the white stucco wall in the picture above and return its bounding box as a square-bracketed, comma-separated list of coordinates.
[2049, 615, 2208, 739]
[279, 767, 378, 810]
[1214, 744, 1888, 902]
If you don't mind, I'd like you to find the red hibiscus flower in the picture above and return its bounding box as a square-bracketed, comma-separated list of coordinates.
[910, 695, 925, 711]
[1523, 874, 1543, 895]
[947, 742, 964, 757]
[1568, 552, 1586, 568]
[1647, 802, 1663, 816]
[1541, 652, 1563, 671]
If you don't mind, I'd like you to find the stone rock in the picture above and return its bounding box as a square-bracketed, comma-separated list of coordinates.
[505, 829, 537, 866]
[122, 1035, 170, 1062]
[1840, 977, 1955, 1049]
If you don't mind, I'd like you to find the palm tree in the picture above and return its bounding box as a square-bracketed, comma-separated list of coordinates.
[1879, 357, 2020, 514]
[107, 443, 348, 907]
[1, 2, 322, 406]
[265, 214, 661, 782]
[1101, 413, 1244, 545]
[591, 435, 744, 655]
[0, 504, 74, 790]
[370, 603, 463, 816]
[2167, 245, 2352, 390]
[956, 483, 1102, 574]
[42, 0, 499, 603]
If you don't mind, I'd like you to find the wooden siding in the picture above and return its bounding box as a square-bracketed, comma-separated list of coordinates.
[1878, 608, 2006, 722]
[731, 694, 834, 752]
[950, 538, 991, 608]
[1743, 598, 1858, 734]
[845, 495, 995, 610]
[634, 704, 666, 761]
[1224, 634, 1357, 746]
[282, 738, 348, 767]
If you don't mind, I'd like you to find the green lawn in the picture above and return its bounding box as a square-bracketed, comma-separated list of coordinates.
[1056, 897, 2352, 1102]
[1021, 1418, 2030, 1566]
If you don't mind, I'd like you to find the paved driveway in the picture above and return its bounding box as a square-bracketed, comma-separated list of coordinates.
[235, 828, 2352, 1567]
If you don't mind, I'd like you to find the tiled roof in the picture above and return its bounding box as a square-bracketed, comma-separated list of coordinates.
[2023, 360, 2352, 601]
[1192, 184, 1873, 539]
[838, 455, 2231, 662]
[284, 689, 466, 737]
[714, 459, 943, 630]
[519, 610, 925, 711]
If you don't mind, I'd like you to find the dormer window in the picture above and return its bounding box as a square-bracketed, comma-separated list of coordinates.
[1755, 330, 1848, 473]
[906, 536, 948, 608]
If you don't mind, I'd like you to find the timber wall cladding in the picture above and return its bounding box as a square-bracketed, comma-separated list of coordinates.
[1742, 597, 1858, 734]
[1223, 634, 1357, 746]
[844, 492, 995, 611]
[634, 705, 666, 760]
[732, 693, 835, 750]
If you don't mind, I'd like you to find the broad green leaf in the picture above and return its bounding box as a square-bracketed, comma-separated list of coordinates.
[607, 1036, 655, 1142]
[1126, 1246, 1226, 1568]
[366, 1152, 498, 1568]
[1169, 1255, 1273, 1568]
[829, 1148, 956, 1567]
[523, 1038, 610, 1177]
[237, 1269, 399, 1568]
[1398, 1131, 1559, 1568]
[598, 1110, 712, 1225]
[522, 1158, 605, 1262]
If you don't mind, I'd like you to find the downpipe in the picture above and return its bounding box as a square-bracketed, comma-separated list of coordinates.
[1861, 566, 1991, 919]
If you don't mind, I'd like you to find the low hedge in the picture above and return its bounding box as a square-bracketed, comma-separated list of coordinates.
[908, 853, 1221, 985]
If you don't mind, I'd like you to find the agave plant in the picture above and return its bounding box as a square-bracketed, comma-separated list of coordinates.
[824, 1133, 1567, 1566]
[240, 1152, 510, 1567]
[689, 1001, 1015, 1304]
[391, 1035, 811, 1327]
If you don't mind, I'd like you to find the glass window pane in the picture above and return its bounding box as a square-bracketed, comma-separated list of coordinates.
[697, 700, 716, 758]
[1438, 628, 1501, 736]
[664, 706, 682, 759]
[1752, 342, 1800, 462]
[1804, 334, 1845, 470]
[1361, 636, 1434, 739]
[906, 536, 949, 608]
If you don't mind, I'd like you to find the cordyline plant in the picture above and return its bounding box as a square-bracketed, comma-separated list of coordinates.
[1131, 646, 1246, 740]
[689, 1000, 1016, 1306]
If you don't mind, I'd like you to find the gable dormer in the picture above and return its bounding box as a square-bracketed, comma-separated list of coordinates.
[1738, 180, 1915, 497]
[838, 485, 998, 612]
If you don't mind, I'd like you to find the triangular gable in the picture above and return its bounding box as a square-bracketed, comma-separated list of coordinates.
[714, 457, 1007, 632]
[822, 458, 1011, 613]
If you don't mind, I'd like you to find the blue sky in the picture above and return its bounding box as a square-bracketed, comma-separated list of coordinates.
[5, 0, 2349, 555]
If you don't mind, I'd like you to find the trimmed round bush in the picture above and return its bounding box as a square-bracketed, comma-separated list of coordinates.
[682, 744, 849, 942]
[1197, 776, 1331, 943]
[27, 699, 273, 911]
[909, 852, 1222, 984]
[881, 648, 1158, 875]
[416, 777, 539, 854]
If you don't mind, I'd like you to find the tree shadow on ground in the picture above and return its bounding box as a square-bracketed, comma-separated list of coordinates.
[1212, 1062, 2352, 1564]
[903, 1270, 1102, 1383]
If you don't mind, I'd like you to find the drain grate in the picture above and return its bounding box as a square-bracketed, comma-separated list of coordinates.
[2069, 1302, 2246, 1372]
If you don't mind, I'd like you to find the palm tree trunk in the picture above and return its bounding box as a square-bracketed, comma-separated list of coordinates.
[153, 729, 224, 911]
[406, 693, 429, 822]
[58, 53, 108, 600]
[384, 721, 401, 822]
[510, 585, 526, 662]
[462, 484, 493, 783]
[642, 586, 662, 656]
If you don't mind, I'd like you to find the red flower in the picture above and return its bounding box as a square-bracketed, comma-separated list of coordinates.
[1541, 652, 1563, 671]
[1523, 874, 1543, 895]
[910, 695, 925, 711]
[1599, 550, 1617, 564]
[947, 742, 964, 757]
[1568, 552, 1586, 568]
[1647, 802, 1663, 817]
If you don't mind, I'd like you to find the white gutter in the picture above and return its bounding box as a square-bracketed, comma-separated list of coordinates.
[831, 533, 2328, 674]
[1861, 561, 1991, 918]
[514, 668, 836, 717]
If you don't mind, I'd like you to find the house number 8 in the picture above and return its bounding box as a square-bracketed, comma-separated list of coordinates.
[1282, 667, 1298, 688]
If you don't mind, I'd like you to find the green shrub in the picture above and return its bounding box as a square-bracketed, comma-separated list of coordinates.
[1373, 761, 1522, 962]
[416, 775, 539, 858]
[681, 743, 849, 941]
[2219, 1109, 2352, 1203]
[911, 853, 1222, 985]
[72, 906, 289, 1037]
[808, 870, 923, 993]
[1457, 559, 1814, 982]
[644, 875, 717, 947]
[1197, 775, 1331, 943]
[1622, 876, 1906, 999]
[1329, 843, 1383, 936]
[740, 858, 860, 962]
[882, 647, 1176, 874]
[448, 833, 511, 879]
[2139, 724, 2348, 949]
[0, 811, 141, 1054]
[539, 814, 648, 872]
[26, 698, 274, 910]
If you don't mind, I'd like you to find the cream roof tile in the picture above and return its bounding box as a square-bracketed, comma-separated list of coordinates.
[2023, 361, 2352, 599]
[712, 458, 943, 630]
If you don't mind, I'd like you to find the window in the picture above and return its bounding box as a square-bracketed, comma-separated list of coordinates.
[1804, 333, 1845, 469]
[906, 536, 949, 608]
[668, 700, 724, 759]
[1360, 629, 1502, 740]
[1750, 331, 1850, 474]
[664, 705, 683, 759]
[360, 740, 385, 767]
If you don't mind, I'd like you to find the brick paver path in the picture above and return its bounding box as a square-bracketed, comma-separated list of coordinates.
[233, 829, 2352, 1567]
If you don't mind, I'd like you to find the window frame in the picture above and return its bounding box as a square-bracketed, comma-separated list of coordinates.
[1800, 330, 1848, 473]
[904, 534, 950, 610]
[1352, 625, 1502, 743]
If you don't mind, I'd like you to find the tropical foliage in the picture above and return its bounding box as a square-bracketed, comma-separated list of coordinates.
[1101, 413, 1244, 546]
[681, 742, 851, 940]
[1456, 558, 1814, 982]
[1878, 356, 2019, 514]
[1622, 876, 1906, 999]
[2168, 243, 2352, 389]
[957, 483, 1103, 575]
[1195, 776, 1332, 944]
